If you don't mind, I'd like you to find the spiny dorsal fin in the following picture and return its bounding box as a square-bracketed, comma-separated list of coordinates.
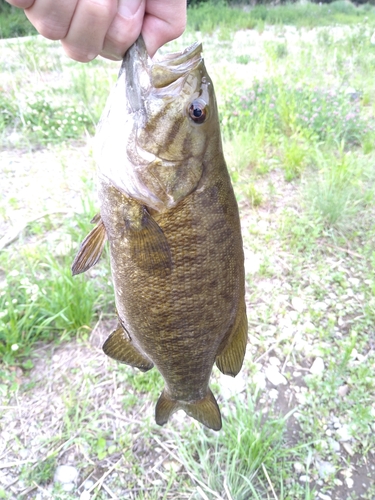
[216, 301, 248, 377]
[155, 388, 222, 431]
[103, 325, 154, 372]
[71, 217, 107, 276]
[127, 207, 172, 276]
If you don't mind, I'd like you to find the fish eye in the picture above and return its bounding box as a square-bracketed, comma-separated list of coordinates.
[188, 100, 207, 124]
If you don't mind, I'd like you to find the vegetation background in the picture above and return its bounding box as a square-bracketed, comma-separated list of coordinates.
[0, 1, 375, 499]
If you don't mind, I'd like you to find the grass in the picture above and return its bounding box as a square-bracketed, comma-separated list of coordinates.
[0, 203, 113, 363]
[1, 1, 375, 499]
[0, 3, 36, 39]
[186, 0, 375, 34]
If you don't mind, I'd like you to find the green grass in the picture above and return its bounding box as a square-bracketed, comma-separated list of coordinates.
[173, 392, 309, 499]
[186, 1, 375, 34]
[0, 208, 112, 363]
[0, 4, 36, 39]
[1, 2, 375, 499]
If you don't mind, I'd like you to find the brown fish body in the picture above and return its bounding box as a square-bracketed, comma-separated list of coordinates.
[72, 38, 247, 430]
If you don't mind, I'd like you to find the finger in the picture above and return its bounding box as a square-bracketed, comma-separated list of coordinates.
[100, 0, 145, 61]
[142, 0, 186, 57]
[61, 0, 117, 62]
[4, 0, 35, 7]
[24, 0, 78, 40]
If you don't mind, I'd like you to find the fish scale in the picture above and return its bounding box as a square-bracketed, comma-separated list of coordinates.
[72, 37, 248, 430]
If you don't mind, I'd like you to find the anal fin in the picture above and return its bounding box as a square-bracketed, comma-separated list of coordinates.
[216, 301, 248, 377]
[71, 216, 107, 276]
[155, 388, 222, 431]
[103, 326, 153, 372]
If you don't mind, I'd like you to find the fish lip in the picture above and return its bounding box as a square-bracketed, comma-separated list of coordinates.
[156, 41, 202, 67]
[121, 36, 151, 113]
[121, 37, 203, 111]
[151, 42, 203, 89]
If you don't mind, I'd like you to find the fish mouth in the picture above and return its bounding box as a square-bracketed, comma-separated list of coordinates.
[122, 37, 203, 111]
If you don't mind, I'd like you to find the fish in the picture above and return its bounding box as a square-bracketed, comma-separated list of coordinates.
[71, 37, 247, 431]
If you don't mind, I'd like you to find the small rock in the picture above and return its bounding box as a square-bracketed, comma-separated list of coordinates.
[265, 366, 287, 386]
[80, 491, 91, 500]
[299, 475, 310, 483]
[346, 477, 354, 489]
[252, 372, 267, 390]
[318, 493, 332, 500]
[342, 442, 354, 456]
[310, 357, 325, 376]
[293, 462, 304, 473]
[336, 424, 351, 442]
[54, 465, 79, 485]
[162, 459, 181, 473]
[291, 296, 305, 312]
[337, 385, 349, 397]
[269, 356, 281, 366]
[62, 483, 75, 492]
[84, 479, 94, 490]
[318, 461, 335, 480]
[328, 438, 340, 453]
[269, 388, 279, 400]
[219, 372, 246, 398]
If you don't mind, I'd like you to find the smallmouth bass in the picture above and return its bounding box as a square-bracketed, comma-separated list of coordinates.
[72, 37, 247, 431]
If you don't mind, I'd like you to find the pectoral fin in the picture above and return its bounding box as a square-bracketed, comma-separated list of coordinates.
[125, 203, 172, 276]
[71, 217, 107, 276]
[103, 325, 154, 372]
[155, 388, 222, 431]
[216, 301, 248, 377]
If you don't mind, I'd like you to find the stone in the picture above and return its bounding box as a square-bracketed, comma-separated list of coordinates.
[328, 438, 340, 453]
[342, 442, 354, 456]
[269, 356, 281, 366]
[84, 479, 95, 490]
[318, 461, 335, 480]
[291, 296, 305, 312]
[337, 385, 349, 397]
[318, 493, 332, 500]
[336, 424, 351, 442]
[345, 477, 354, 489]
[310, 357, 325, 376]
[299, 475, 310, 483]
[265, 366, 287, 386]
[253, 371, 267, 390]
[53, 465, 79, 485]
[269, 388, 279, 400]
[293, 462, 304, 473]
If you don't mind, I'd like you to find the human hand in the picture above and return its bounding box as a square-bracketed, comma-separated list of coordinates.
[5, 0, 187, 62]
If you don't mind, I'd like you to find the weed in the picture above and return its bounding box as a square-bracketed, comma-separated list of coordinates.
[305, 149, 374, 228]
[21, 457, 56, 486]
[236, 54, 250, 65]
[264, 40, 288, 60]
[222, 79, 374, 145]
[174, 391, 309, 499]
[280, 136, 309, 181]
[0, 211, 111, 363]
[21, 92, 94, 144]
[0, 5, 36, 38]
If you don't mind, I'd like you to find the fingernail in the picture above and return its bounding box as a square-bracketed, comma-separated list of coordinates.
[118, 0, 142, 18]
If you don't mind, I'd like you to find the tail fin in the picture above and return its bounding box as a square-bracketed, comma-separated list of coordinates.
[155, 388, 222, 431]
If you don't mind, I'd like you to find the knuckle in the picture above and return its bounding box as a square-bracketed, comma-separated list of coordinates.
[86, 0, 116, 19]
[62, 43, 97, 62]
[35, 19, 68, 40]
